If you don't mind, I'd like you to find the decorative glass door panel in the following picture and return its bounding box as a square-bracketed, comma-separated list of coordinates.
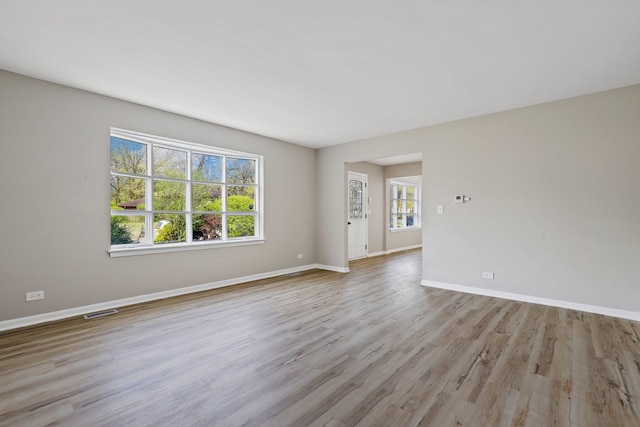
[348, 173, 367, 260]
[349, 180, 363, 219]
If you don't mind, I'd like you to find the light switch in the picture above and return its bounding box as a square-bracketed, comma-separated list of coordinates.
[437, 205, 444, 215]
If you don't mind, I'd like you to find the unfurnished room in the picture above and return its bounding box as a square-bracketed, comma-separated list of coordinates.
[1, 1, 639, 426]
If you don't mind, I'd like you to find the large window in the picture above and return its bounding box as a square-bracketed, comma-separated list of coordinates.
[390, 181, 421, 230]
[109, 128, 262, 255]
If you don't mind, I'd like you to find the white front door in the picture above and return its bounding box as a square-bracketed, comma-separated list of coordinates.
[348, 172, 367, 260]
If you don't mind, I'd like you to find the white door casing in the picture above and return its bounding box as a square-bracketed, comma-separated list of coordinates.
[348, 172, 367, 260]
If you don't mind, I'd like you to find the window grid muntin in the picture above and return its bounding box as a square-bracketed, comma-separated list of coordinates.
[390, 182, 421, 230]
[110, 129, 261, 248]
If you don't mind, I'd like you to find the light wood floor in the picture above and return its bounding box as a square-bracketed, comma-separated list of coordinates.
[1, 250, 640, 426]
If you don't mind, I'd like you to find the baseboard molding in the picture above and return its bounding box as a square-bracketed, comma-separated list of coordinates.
[386, 244, 422, 254]
[366, 251, 386, 258]
[315, 264, 350, 273]
[0, 264, 325, 332]
[421, 280, 640, 322]
[367, 246, 422, 258]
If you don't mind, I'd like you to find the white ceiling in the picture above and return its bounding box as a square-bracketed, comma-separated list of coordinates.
[1, 1, 639, 149]
[369, 153, 422, 166]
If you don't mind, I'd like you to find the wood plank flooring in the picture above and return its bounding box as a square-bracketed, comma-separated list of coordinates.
[1, 249, 640, 426]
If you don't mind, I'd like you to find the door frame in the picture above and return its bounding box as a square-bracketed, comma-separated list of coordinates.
[347, 171, 368, 260]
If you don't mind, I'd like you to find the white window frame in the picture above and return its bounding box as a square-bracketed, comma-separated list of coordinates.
[109, 128, 264, 257]
[389, 180, 421, 231]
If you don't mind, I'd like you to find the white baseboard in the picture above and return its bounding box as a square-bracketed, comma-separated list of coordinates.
[0, 264, 330, 332]
[315, 264, 350, 273]
[386, 244, 422, 254]
[365, 245, 423, 258]
[366, 251, 386, 258]
[421, 280, 640, 322]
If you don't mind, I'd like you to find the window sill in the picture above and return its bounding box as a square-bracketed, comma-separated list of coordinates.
[389, 227, 422, 233]
[108, 238, 265, 257]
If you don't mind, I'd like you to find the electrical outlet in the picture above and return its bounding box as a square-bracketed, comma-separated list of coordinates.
[26, 291, 44, 301]
[482, 272, 495, 279]
[297, 253, 304, 259]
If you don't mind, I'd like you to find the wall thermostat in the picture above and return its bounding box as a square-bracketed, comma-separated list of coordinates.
[454, 195, 471, 204]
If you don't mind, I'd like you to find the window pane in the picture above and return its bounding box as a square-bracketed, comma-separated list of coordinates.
[153, 146, 187, 179]
[111, 215, 145, 245]
[193, 214, 222, 241]
[406, 215, 415, 227]
[153, 214, 186, 244]
[406, 186, 415, 199]
[193, 184, 222, 211]
[153, 180, 186, 211]
[389, 183, 420, 229]
[110, 130, 262, 250]
[227, 158, 256, 184]
[227, 186, 255, 212]
[227, 184, 255, 197]
[110, 176, 145, 209]
[227, 215, 255, 238]
[192, 153, 222, 182]
[110, 137, 146, 175]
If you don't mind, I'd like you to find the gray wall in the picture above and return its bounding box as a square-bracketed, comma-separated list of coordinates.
[317, 85, 640, 313]
[2, 70, 639, 322]
[0, 71, 317, 321]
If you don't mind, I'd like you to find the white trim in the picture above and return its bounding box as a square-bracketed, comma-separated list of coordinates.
[111, 128, 256, 157]
[421, 280, 640, 322]
[110, 127, 264, 250]
[388, 180, 421, 231]
[367, 251, 386, 258]
[315, 264, 350, 273]
[0, 263, 352, 332]
[367, 245, 423, 258]
[389, 227, 422, 233]
[5, 268, 635, 332]
[109, 239, 265, 257]
[385, 244, 422, 254]
[0, 264, 325, 332]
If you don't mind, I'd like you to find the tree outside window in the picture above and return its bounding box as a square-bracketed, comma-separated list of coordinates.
[390, 181, 421, 230]
[110, 129, 262, 249]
